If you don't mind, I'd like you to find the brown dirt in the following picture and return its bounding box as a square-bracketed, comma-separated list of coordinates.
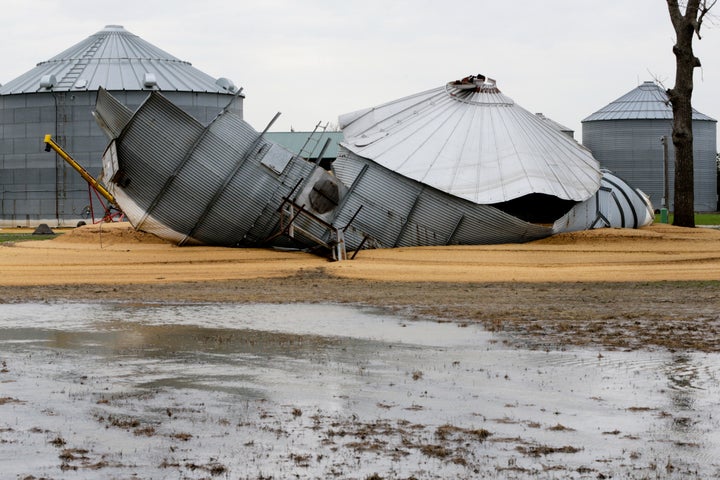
[2, 222, 720, 352]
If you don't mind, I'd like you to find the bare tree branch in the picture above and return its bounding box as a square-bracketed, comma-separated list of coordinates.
[695, 0, 718, 37]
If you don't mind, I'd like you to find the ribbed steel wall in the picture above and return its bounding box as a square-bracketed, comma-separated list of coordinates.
[552, 170, 654, 232]
[102, 91, 315, 247]
[332, 148, 553, 249]
[582, 119, 717, 212]
[0, 90, 241, 227]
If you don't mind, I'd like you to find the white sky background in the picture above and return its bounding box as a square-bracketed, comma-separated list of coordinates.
[1, 0, 719, 140]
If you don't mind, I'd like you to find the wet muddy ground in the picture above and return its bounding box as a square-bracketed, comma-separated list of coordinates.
[2, 302, 719, 479]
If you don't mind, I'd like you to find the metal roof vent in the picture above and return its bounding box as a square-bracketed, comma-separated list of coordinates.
[215, 77, 236, 93]
[39, 74, 56, 89]
[74, 79, 88, 89]
[143, 72, 157, 89]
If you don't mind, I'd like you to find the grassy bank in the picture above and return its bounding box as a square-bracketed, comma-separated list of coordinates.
[654, 212, 720, 225]
[0, 233, 58, 243]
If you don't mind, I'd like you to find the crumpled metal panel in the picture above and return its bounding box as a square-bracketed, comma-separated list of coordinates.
[94, 88, 134, 138]
[339, 77, 602, 206]
[552, 170, 654, 232]
[94, 88, 652, 255]
[114, 92, 206, 239]
[333, 148, 553, 248]
[97, 90, 318, 247]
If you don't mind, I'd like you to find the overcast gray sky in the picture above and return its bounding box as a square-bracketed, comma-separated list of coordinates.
[2, 0, 719, 139]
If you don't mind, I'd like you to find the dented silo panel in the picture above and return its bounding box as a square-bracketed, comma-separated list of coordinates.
[332, 149, 553, 249]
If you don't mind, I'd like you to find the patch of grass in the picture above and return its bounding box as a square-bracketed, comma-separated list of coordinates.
[49, 436, 67, 447]
[435, 423, 491, 442]
[133, 426, 156, 436]
[516, 444, 582, 456]
[420, 444, 452, 459]
[59, 448, 89, 461]
[0, 233, 57, 243]
[654, 212, 720, 225]
[548, 423, 575, 432]
[290, 453, 312, 467]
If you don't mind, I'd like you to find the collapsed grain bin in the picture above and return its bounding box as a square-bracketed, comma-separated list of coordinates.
[582, 80, 717, 212]
[0, 25, 241, 227]
[333, 74, 652, 246]
[91, 73, 652, 256]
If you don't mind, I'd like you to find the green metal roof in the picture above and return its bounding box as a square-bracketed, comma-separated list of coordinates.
[265, 131, 344, 159]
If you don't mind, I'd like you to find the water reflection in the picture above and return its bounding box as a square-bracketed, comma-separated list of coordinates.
[1, 302, 720, 479]
[666, 353, 700, 408]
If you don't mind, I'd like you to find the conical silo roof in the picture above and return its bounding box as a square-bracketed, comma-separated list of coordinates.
[0, 25, 239, 95]
[582, 80, 715, 122]
[339, 74, 601, 205]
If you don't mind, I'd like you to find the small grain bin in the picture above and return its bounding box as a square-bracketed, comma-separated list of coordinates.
[582, 81, 717, 212]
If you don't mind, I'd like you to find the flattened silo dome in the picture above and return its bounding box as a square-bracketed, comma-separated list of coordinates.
[339, 74, 601, 205]
[0, 25, 240, 94]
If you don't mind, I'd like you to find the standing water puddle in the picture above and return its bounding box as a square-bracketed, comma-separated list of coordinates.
[1, 302, 719, 479]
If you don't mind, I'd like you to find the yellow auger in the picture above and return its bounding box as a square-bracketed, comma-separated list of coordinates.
[43, 134, 117, 207]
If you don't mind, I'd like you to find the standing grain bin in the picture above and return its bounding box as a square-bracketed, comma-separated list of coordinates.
[582, 81, 717, 212]
[0, 25, 242, 227]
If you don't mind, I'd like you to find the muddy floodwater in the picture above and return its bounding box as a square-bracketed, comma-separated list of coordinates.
[1, 302, 719, 479]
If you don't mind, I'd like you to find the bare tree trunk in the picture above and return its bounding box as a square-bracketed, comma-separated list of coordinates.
[666, 0, 715, 227]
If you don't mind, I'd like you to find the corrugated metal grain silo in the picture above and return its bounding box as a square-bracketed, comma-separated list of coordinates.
[90, 74, 654, 254]
[0, 25, 242, 227]
[582, 81, 717, 212]
[332, 74, 604, 248]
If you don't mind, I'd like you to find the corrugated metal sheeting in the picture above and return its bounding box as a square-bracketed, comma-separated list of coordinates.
[553, 170, 654, 232]
[332, 150, 553, 248]
[339, 76, 601, 206]
[583, 81, 714, 122]
[95, 88, 556, 251]
[265, 131, 344, 160]
[0, 25, 238, 95]
[583, 81, 717, 212]
[93, 75, 655, 255]
[0, 25, 241, 227]
[96, 89, 316, 247]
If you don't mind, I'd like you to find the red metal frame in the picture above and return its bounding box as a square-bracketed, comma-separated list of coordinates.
[86, 184, 124, 224]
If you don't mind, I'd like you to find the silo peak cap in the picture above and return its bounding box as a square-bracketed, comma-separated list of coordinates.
[447, 74, 500, 93]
